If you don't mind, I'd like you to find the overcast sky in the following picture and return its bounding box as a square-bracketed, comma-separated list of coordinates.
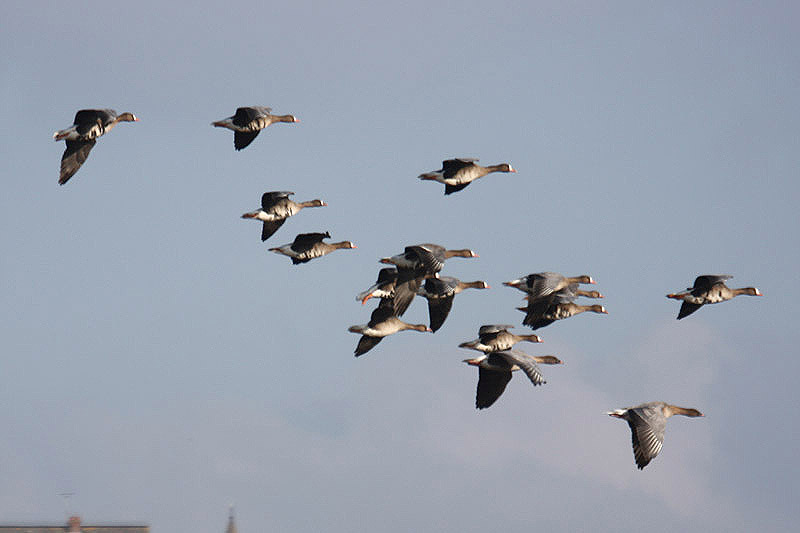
[1, 1, 799, 532]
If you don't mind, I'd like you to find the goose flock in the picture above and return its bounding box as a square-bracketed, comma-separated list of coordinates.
[53, 105, 763, 471]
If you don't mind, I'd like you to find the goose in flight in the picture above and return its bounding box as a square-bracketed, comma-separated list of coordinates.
[608, 401, 704, 470]
[53, 108, 138, 185]
[212, 106, 299, 150]
[666, 275, 762, 319]
[463, 350, 562, 409]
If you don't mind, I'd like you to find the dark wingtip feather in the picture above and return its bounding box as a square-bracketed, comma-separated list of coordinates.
[426, 298, 453, 333]
[677, 301, 702, 320]
[234, 130, 260, 150]
[444, 183, 470, 195]
[261, 219, 286, 241]
[354, 335, 382, 356]
[58, 139, 96, 185]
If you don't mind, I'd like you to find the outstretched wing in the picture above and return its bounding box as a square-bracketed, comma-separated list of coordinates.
[692, 274, 733, 293]
[496, 350, 546, 386]
[523, 316, 555, 330]
[426, 295, 454, 332]
[261, 191, 294, 209]
[475, 367, 513, 409]
[419, 277, 458, 332]
[524, 272, 567, 299]
[59, 139, 97, 185]
[478, 325, 513, 335]
[521, 295, 555, 326]
[405, 244, 446, 274]
[626, 408, 666, 470]
[354, 335, 383, 357]
[444, 183, 471, 195]
[233, 106, 269, 127]
[375, 267, 398, 284]
[261, 219, 286, 241]
[441, 158, 477, 180]
[234, 130, 260, 150]
[677, 301, 703, 320]
[291, 232, 330, 253]
[390, 267, 423, 316]
[73, 109, 116, 135]
[368, 303, 396, 326]
[422, 276, 458, 296]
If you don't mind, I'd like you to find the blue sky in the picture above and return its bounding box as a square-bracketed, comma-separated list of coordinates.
[1, 1, 798, 531]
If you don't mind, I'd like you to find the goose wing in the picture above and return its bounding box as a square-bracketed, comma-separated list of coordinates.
[73, 109, 116, 134]
[478, 324, 514, 338]
[261, 219, 286, 241]
[291, 232, 330, 253]
[441, 158, 478, 180]
[524, 272, 567, 299]
[354, 335, 383, 357]
[368, 303, 396, 327]
[420, 277, 459, 332]
[261, 191, 294, 209]
[677, 301, 703, 320]
[425, 295, 454, 332]
[405, 244, 446, 274]
[375, 267, 398, 285]
[234, 130, 260, 150]
[551, 291, 577, 304]
[444, 183, 471, 195]
[692, 274, 733, 294]
[625, 406, 667, 470]
[521, 295, 555, 326]
[389, 266, 425, 316]
[59, 139, 96, 185]
[495, 350, 547, 386]
[232, 106, 270, 127]
[523, 315, 555, 330]
[475, 366, 513, 409]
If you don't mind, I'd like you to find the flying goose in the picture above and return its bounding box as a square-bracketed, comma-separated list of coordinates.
[518, 283, 606, 330]
[518, 300, 608, 330]
[212, 106, 299, 150]
[416, 277, 489, 332]
[666, 275, 762, 319]
[503, 272, 596, 299]
[418, 158, 516, 195]
[458, 324, 542, 353]
[53, 109, 138, 185]
[378, 243, 478, 316]
[348, 303, 431, 356]
[269, 232, 355, 264]
[463, 350, 562, 409]
[241, 191, 327, 241]
[608, 401, 704, 470]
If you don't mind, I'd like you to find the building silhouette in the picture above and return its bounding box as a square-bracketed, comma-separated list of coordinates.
[225, 506, 237, 533]
[0, 515, 148, 533]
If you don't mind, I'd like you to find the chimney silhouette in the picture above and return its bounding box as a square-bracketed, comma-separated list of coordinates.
[226, 506, 237, 533]
[68, 516, 81, 532]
